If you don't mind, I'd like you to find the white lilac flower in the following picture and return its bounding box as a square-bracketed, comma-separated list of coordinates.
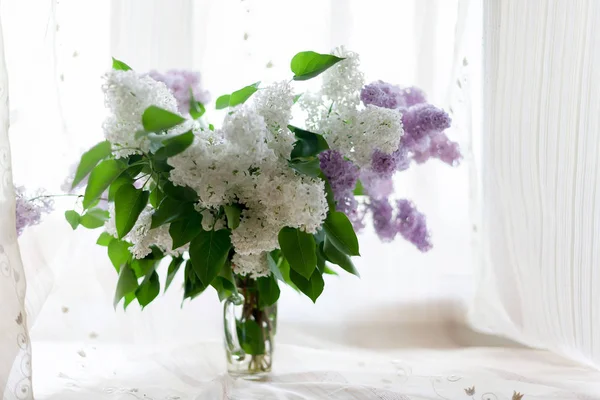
[231, 252, 270, 278]
[102, 70, 180, 158]
[105, 206, 187, 259]
[321, 47, 364, 111]
[253, 80, 296, 158]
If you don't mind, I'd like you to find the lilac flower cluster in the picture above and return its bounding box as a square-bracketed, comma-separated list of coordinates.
[320, 80, 461, 251]
[15, 186, 54, 236]
[148, 70, 209, 114]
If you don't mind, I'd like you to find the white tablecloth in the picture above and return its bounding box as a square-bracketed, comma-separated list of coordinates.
[33, 324, 600, 400]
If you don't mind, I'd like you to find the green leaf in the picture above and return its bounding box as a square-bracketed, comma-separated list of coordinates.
[289, 158, 321, 177]
[224, 204, 243, 230]
[236, 319, 266, 355]
[267, 252, 284, 281]
[211, 276, 234, 302]
[215, 95, 231, 110]
[229, 82, 260, 107]
[108, 173, 133, 202]
[293, 94, 302, 104]
[257, 275, 280, 308]
[183, 260, 206, 300]
[323, 236, 359, 277]
[141, 105, 186, 133]
[113, 263, 138, 308]
[80, 208, 110, 229]
[112, 57, 132, 71]
[278, 227, 317, 279]
[208, 124, 215, 131]
[215, 82, 260, 109]
[322, 177, 336, 211]
[218, 258, 236, 291]
[323, 211, 360, 256]
[289, 125, 329, 159]
[189, 89, 206, 119]
[150, 197, 195, 229]
[65, 210, 81, 230]
[108, 239, 132, 272]
[168, 211, 203, 249]
[123, 292, 136, 309]
[323, 266, 339, 275]
[83, 159, 127, 209]
[161, 181, 198, 202]
[71, 141, 112, 189]
[97, 232, 114, 246]
[149, 187, 164, 208]
[115, 184, 149, 238]
[165, 256, 184, 292]
[291, 51, 344, 81]
[289, 269, 324, 303]
[353, 180, 364, 196]
[189, 230, 232, 287]
[135, 271, 160, 308]
[153, 131, 194, 159]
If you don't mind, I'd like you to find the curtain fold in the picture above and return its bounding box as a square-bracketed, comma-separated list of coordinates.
[0, 11, 33, 400]
[471, 0, 600, 368]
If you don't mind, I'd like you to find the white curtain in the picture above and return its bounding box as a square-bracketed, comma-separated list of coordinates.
[470, 0, 600, 368]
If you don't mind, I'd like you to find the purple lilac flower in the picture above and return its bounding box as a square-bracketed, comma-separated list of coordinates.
[360, 81, 403, 109]
[148, 70, 210, 114]
[360, 169, 394, 200]
[15, 186, 54, 236]
[413, 132, 462, 166]
[398, 86, 427, 107]
[370, 146, 410, 176]
[319, 149, 359, 203]
[401, 103, 452, 152]
[395, 199, 432, 252]
[370, 198, 396, 241]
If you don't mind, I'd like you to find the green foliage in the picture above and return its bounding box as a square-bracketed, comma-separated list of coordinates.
[323, 236, 359, 277]
[236, 319, 265, 355]
[108, 174, 133, 202]
[224, 204, 243, 230]
[141, 106, 186, 133]
[112, 57, 132, 71]
[183, 260, 206, 300]
[115, 184, 149, 238]
[83, 159, 127, 209]
[135, 271, 160, 308]
[153, 131, 194, 159]
[165, 256, 184, 292]
[150, 197, 195, 229]
[161, 181, 198, 202]
[189, 90, 206, 119]
[107, 239, 132, 272]
[65, 210, 81, 230]
[168, 211, 203, 249]
[278, 227, 317, 279]
[353, 180, 364, 196]
[293, 94, 302, 104]
[215, 82, 260, 109]
[323, 211, 360, 256]
[72, 141, 112, 189]
[80, 208, 110, 229]
[211, 259, 237, 301]
[289, 158, 321, 178]
[289, 268, 324, 303]
[114, 262, 138, 308]
[257, 274, 280, 308]
[189, 229, 232, 287]
[97, 232, 114, 246]
[290, 51, 344, 81]
[289, 125, 329, 159]
[215, 95, 230, 110]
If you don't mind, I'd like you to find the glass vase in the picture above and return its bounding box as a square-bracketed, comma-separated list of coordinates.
[223, 279, 277, 379]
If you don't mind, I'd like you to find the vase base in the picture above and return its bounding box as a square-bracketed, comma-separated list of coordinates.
[228, 371, 271, 381]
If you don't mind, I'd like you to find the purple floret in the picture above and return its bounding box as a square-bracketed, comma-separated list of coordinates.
[401, 103, 452, 152]
[395, 199, 432, 252]
[148, 69, 210, 114]
[370, 198, 396, 241]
